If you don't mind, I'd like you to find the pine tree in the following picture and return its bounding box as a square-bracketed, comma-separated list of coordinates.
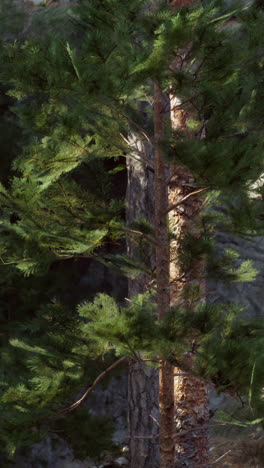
[0, 0, 264, 466]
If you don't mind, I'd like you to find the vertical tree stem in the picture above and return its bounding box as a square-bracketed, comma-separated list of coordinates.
[154, 81, 175, 468]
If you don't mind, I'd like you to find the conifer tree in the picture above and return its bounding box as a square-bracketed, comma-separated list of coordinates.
[0, 0, 264, 467]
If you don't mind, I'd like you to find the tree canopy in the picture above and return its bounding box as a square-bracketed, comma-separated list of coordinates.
[0, 0, 264, 463]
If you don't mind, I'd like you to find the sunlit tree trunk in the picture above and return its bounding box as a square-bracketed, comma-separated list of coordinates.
[169, 96, 209, 467]
[153, 82, 175, 468]
[128, 1, 209, 465]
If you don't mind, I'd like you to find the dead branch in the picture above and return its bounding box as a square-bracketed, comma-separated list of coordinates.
[174, 372, 192, 376]
[126, 423, 227, 440]
[60, 357, 127, 414]
[150, 414, 160, 427]
[119, 132, 154, 170]
[211, 449, 232, 465]
[124, 227, 159, 247]
[166, 187, 208, 213]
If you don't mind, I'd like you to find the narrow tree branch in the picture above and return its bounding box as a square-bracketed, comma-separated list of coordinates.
[166, 173, 196, 186]
[166, 187, 208, 213]
[174, 372, 192, 376]
[112, 106, 153, 145]
[150, 414, 160, 427]
[126, 423, 227, 440]
[60, 357, 127, 413]
[172, 423, 227, 439]
[119, 132, 154, 170]
[211, 449, 232, 465]
[123, 227, 159, 247]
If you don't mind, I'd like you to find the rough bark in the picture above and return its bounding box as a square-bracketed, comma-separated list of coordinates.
[169, 96, 209, 467]
[127, 361, 159, 468]
[173, 373, 209, 467]
[126, 131, 159, 468]
[154, 82, 175, 468]
[127, 4, 209, 467]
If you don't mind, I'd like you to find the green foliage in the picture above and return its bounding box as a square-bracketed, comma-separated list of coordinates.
[54, 409, 116, 460]
[0, 0, 263, 460]
[0, 299, 118, 458]
[162, 301, 264, 424]
[3, 287, 263, 456]
[78, 292, 160, 358]
[99, 253, 152, 279]
[0, 160, 125, 276]
[129, 216, 155, 237]
[77, 292, 264, 425]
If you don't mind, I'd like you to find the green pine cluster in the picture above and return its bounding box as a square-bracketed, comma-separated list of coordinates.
[0, 0, 264, 462]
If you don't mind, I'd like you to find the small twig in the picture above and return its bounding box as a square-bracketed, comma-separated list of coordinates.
[124, 298, 156, 310]
[174, 372, 192, 376]
[150, 414, 160, 427]
[120, 133, 154, 169]
[0, 257, 17, 265]
[113, 107, 153, 145]
[211, 449, 232, 465]
[173, 423, 226, 439]
[166, 187, 208, 213]
[60, 357, 127, 413]
[141, 358, 162, 363]
[126, 423, 227, 440]
[123, 227, 159, 247]
[166, 172, 196, 186]
[169, 93, 202, 113]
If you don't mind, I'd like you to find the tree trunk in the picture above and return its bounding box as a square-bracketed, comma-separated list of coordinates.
[169, 97, 209, 467]
[128, 361, 159, 468]
[153, 82, 175, 468]
[126, 131, 159, 468]
[127, 3, 209, 465]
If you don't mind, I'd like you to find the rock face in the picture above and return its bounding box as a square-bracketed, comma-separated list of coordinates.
[208, 233, 264, 319]
[14, 432, 129, 468]
[86, 373, 128, 445]
[14, 434, 81, 468]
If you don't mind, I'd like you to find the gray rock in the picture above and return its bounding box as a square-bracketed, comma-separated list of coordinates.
[14, 434, 74, 468]
[113, 457, 129, 467]
[59, 461, 91, 468]
[207, 233, 264, 320]
[86, 373, 128, 445]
